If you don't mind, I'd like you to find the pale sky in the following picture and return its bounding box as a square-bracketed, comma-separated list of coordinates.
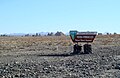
[0, 0, 120, 34]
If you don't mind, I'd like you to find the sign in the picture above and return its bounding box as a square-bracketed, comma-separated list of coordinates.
[69, 31, 77, 40]
[70, 31, 97, 43]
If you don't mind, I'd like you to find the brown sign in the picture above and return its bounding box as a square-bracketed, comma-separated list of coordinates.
[70, 31, 97, 43]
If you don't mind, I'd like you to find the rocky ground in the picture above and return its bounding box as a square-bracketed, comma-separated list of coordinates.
[0, 36, 120, 78]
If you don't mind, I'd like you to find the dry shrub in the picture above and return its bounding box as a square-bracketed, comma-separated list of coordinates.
[0, 35, 119, 51]
[0, 36, 71, 51]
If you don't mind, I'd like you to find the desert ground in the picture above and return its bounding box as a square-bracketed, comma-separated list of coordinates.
[0, 35, 120, 78]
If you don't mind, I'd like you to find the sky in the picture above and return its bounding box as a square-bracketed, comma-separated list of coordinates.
[0, 0, 120, 34]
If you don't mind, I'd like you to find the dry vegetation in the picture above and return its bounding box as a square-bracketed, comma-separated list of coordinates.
[94, 35, 120, 45]
[0, 36, 72, 52]
[0, 34, 120, 51]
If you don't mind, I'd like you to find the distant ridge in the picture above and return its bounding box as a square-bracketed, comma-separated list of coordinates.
[0, 32, 67, 36]
[0, 32, 49, 36]
[55, 31, 65, 36]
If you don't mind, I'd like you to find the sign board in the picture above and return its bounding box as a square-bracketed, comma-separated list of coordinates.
[70, 31, 97, 43]
[69, 31, 77, 40]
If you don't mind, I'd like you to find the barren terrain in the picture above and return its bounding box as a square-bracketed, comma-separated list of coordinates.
[0, 35, 120, 78]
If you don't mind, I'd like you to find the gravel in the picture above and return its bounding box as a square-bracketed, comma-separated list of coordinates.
[0, 45, 119, 78]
